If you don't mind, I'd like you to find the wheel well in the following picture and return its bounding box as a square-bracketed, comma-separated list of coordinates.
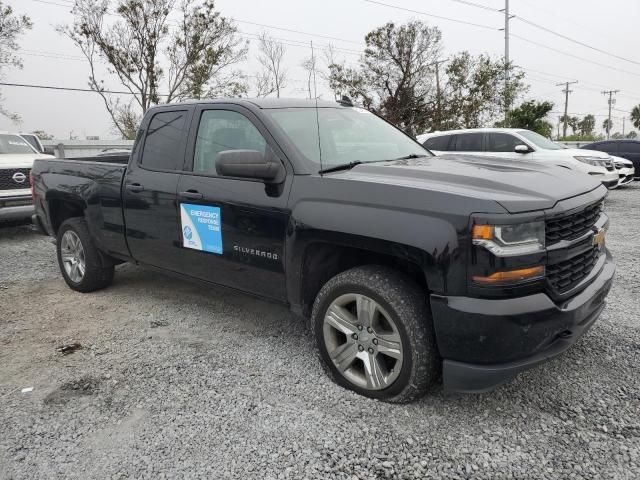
[300, 242, 428, 318]
[48, 199, 85, 234]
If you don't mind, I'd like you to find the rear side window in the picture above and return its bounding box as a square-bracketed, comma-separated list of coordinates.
[486, 133, 519, 152]
[621, 142, 640, 154]
[453, 133, 483, 152]
[588, 142, 616, 153]
[424, 135, 451, 151]
[140, 110, 188, 170]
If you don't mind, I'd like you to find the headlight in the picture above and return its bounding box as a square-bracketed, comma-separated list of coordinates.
[574, 156, 612, 168]
[472, 221, 545, 257]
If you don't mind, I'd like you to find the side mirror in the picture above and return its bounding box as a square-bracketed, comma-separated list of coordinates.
[216, 149, 283, 182]
[514, 144, 531, 154]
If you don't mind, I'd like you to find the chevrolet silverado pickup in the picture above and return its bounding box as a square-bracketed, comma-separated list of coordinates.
[31, 99, 615, 402]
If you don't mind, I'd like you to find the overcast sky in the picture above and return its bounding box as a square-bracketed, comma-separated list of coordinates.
[1, 0, 639, 139]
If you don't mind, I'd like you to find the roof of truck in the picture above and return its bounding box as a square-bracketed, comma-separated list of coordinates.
[152, 97, 351, 110]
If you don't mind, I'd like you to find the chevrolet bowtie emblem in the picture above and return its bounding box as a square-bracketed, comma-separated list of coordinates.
[592, 228, 606, 249]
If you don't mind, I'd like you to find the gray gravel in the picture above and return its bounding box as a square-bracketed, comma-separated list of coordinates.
[1, 185, 639, 479]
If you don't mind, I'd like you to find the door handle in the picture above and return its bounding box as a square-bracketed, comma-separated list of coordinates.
[126, 183, 144, 193]
[179, 190, 204, 200]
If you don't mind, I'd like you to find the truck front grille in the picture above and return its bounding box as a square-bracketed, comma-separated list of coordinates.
[546, 202, 603, 244]
[0, 168, 31, 190]
[547, 247, 600, 293]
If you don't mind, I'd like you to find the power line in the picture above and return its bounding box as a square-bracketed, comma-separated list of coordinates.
[514, 16, 640, 68]
[447, 0, 640, 68]
[363, 0, 499, 30]
[0, 82, 142, 95]
[234, 20, 364, 47]
[511, 34, 640, 78]
[450, 0, 500, 12]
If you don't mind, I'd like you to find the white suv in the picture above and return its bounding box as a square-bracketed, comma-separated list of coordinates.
[417, 128, 620, 189]
[0, 132, 54, 223]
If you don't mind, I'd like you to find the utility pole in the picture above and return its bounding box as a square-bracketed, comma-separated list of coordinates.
[499, 0, 514, 123]
[623, 117, 626, 136]
[556, 81, 578, 139]
[557, 117, 561, 140]
[430, 58, 448, 131]
[602, 89, 619, 139]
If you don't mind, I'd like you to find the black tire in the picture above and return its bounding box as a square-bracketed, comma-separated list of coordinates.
[311, 265, 439, 403]
[56, 217, 114, 293]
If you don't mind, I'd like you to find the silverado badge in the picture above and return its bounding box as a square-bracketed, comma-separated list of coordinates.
[592, 228, 606, 249]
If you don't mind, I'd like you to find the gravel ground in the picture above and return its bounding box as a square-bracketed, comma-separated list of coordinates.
[1, 185, 639, 480]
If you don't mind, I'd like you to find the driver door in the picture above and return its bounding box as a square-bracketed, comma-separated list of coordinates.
[175, 105, 293, 301]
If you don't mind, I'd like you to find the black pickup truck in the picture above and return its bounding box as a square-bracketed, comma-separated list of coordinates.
[31, 98, 615, 402]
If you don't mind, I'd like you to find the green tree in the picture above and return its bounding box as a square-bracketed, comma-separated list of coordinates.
[602, 118, 613, 136]
[496, 100, 553, 137]
[62, 0, 247, 139]
[328, 21, 443, 136]
[631, 105, 640, 130]
[626, 130, 637, 139]
[0, 2, 32, 122]
[439, 51, 526, 130]
[578, 115, 596, 137]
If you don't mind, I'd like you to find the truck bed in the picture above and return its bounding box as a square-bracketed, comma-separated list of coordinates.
[31, 157, 129, 259]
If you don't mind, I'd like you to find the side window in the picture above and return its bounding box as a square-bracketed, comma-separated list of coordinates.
[140, 110, 188, 170]
[454, 133, 483, 152]
[486, 133, 519, 152]
[193, 110, 268, 175]
[424, 135, 451, 151]
[621, 142, 640, 154]
[590, 142, 614, 153]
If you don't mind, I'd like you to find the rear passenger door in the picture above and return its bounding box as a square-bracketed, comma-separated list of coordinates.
[122, 107, 193, 271]
[175, 105, 292, 301]
[451, 132, 484, 155]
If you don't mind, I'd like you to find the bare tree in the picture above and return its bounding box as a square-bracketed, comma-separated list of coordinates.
[256, 32, 287, 98]
[61, 0, 247, 139]
[0, 2, 32, 122]
[300, 53, 317, 99]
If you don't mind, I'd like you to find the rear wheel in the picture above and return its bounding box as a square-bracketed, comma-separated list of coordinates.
[56, 217, 114, 292]
[311, 265, 439, 403]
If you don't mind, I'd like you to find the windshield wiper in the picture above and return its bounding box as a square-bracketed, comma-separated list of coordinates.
[318, 155, 429, 174]
[318, 161, 365, 174]
[392, 153, 429, 160]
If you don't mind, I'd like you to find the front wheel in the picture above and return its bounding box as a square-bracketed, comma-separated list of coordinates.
[311, 265, 439, 403]
[56, 217, 114, 293]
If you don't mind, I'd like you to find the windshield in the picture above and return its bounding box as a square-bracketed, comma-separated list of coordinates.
[20, 134, 41, 152]
[517, 130, 563, 150]
[0, 134, 36, 154]
[267, 107, 430, 168]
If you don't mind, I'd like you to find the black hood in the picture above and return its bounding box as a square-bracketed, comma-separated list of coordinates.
[335, 155, 605, 213]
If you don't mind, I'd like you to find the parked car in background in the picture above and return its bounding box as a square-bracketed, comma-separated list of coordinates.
[610, 155, 635, 186]
[580, 139, 640, 181]
[1, 132, 54, 224]
[417, 128, 620, 189]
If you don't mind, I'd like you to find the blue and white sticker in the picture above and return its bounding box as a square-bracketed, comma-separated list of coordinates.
[180, 203, 223, 254]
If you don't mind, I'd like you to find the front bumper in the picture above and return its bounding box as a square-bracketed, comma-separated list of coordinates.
[0, 195, 34, 222]
[617, 167, 635, 186]
[431, 251, 615, 393]
[588, 170, 620, 189]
